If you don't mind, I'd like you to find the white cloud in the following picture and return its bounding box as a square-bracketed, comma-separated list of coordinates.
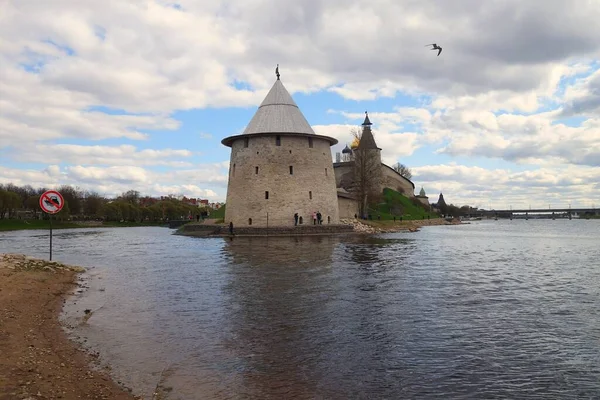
[413, 164, 600, 209]
[1, 0, 599, 206]
[7, 144, 195, 167]
[0, 163, 229, 200]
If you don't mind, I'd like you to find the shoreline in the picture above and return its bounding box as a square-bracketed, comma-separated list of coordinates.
[178, 217, 463, 237]
[0, 254, 139, 400]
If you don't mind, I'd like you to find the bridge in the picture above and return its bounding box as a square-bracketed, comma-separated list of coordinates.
[472, 208, 599, 220]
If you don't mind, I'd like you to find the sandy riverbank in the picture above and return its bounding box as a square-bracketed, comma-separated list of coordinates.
[0, 254, 138, 400]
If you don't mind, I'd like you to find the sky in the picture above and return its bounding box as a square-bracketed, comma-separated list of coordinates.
[1, 0, 599, 209]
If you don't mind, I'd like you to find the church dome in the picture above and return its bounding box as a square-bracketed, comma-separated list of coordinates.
[342, 144, 352, 154]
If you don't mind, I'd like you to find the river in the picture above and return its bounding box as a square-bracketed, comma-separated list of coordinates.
[1, 220, 599, 399]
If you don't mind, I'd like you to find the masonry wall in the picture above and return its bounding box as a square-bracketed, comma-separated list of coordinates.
[381, 165, 415, 197]
[224, 134, 340, 227]
[334, 162, 416, 197]
[416, 196, 430, 208]
[338, 196, 359, 219]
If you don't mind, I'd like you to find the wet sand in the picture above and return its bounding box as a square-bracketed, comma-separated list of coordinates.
[0, 253, 138, 400]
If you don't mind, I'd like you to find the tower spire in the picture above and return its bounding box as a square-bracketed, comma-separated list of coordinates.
[362, 111, 372, 126]
[276, 64, 280, 80]
[357, 111, 379, 150]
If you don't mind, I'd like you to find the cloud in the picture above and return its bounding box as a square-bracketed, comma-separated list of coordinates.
[413, 164, 600, 209]
[6, 144, 195, 167]
[0, 163, 229, 200]
[561, 69, 600, 117]
[1, 0, 599, 206]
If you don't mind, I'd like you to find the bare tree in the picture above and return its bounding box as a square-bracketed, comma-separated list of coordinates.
[350, 127, 362, 143]
[352, 148, 382, 217]
[392, 162, 412, 180]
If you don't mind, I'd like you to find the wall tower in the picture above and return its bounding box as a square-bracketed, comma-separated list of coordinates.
[221, 70, 340, 227]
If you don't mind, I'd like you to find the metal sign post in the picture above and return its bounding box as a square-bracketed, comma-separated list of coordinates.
[39, 190, 65, 261]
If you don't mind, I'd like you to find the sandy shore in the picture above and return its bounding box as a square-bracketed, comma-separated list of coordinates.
[0, 254, 138, 400]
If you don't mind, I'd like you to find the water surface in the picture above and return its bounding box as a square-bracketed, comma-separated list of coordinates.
[1, 220, 599, 399]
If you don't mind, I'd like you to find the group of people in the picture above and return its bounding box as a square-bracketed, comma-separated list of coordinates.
[293, 211, 324, 226]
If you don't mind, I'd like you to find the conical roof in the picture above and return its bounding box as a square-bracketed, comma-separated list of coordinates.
[357, 113, 380, 150]
[362, 112, 372, 126]
[242, 80, 316, 135]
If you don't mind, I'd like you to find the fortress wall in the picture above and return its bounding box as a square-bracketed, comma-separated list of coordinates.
[381, 165, 415, 196]
[416, 196, 430, 208]
[224, 135, 340, 227]
[338, 196, 359, 219]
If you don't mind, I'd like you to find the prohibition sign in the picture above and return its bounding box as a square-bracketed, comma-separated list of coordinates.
[39, 190, 64, 214]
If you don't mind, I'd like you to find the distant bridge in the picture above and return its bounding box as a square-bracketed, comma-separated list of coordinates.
[493, 208, 598, 214]
[475, 208, 599, 219]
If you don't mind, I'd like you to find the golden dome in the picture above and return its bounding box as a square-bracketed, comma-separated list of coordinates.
[350, 137, 360, 149]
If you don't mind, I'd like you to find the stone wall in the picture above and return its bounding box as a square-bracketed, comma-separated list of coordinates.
[338, 196, 358, 219]
[415, 195, 430, 208]
[224, 134, 340, 227]
[381, 164, 415, 196]
[334, 162, 416, 197]
[333, 163, 353, 188]
[179, 223, 354, 237]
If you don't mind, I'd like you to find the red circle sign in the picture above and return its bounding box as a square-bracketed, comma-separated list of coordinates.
[39, 190, 65, 214]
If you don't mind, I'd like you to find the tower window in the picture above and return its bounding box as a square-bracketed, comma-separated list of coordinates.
[244, 137, 249, 148]
[289, 166, 293, 175]
[276, 135, 281, 146]
[325, 168, 328, 176]
[308, 137, 313, 148]
[255, 166, 259, 174]
[309, 191, 312, 200]
[248, 218, 252, 225]
[265, 191, 269, 199]
[232, 163, 236, 176]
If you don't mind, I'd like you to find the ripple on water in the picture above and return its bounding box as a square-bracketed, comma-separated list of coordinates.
[1, 222, 600, 399]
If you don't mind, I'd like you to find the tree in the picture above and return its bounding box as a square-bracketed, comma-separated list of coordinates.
[83, 191, 105, 216]
[25, 195, 42, 216]
[57, 185, 82, 215]
[119, 190, 140, 205]
[392, 162, 412, 180]
[352, 147, 382, 217]
[0, 189, 21, 219]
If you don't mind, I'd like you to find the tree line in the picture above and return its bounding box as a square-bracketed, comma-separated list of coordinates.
[0, 183, 206, 222]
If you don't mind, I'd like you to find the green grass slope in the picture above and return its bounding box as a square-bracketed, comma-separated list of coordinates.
[368, 188, 438, 221]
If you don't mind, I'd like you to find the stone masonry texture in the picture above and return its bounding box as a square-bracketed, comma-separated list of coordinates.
[224, 134, 340, 227]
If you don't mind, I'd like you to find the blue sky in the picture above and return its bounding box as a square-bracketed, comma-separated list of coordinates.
[1, 0, 599, 209]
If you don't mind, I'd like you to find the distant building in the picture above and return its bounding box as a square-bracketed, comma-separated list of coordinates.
[415, 187, 430, 208]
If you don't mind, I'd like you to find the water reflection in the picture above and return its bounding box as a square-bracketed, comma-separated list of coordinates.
[1, 223, 599, 399]
[222, 236, 340, 399]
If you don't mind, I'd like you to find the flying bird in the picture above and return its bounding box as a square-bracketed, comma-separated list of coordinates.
[425, 43, 442, 56]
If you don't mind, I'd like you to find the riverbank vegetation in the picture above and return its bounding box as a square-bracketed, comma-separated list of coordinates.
[0, 183, 219, 231]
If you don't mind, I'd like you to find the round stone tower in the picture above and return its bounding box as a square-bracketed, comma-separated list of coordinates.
[221, 71, 340, 227]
